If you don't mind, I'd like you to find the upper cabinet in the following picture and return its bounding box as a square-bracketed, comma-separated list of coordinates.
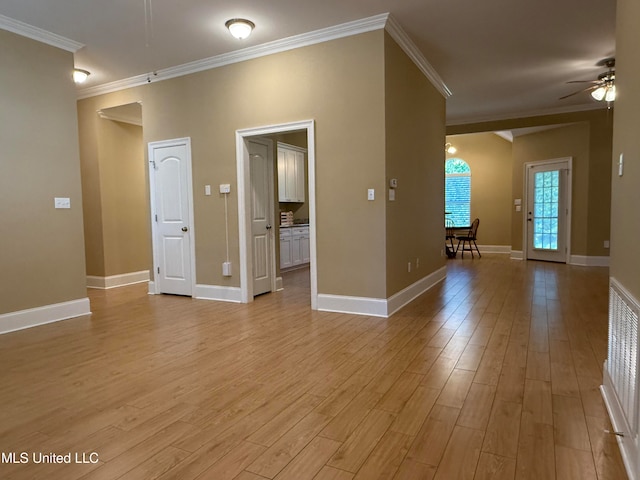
[277, 142, 306, 203]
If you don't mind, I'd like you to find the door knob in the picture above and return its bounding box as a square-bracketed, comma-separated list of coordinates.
[266, 224, 272, 230]
[182, 226, 188, 232]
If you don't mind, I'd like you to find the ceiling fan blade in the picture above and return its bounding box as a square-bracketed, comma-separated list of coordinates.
[566, 80, 601, 84]
[559, 85, 598, 100]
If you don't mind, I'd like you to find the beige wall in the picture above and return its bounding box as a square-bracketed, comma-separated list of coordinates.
[80, 105, 150, 278]
[0, 30, 87, 314]
[512, 123, 590, 254]
[449, 109, 613, 257]
[384, 32, 446, 296]
[445, 133, 512, 247]
[78, 31, 389, 299]
[98, 119, 150, 276]
[611, 0, 640, 298]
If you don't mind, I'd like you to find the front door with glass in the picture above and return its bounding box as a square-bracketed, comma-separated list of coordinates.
[526, 160, 571, 263]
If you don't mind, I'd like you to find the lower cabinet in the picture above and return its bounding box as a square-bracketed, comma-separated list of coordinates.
[280, 226, 310, 269]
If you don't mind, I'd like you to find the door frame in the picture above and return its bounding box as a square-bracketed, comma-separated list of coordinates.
[147, 137, 196, 296]
[523, 157, 572, 263]
[236, 120, 317, 308]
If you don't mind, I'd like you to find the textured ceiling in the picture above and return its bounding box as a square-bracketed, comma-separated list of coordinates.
[0, 0, 616, 124]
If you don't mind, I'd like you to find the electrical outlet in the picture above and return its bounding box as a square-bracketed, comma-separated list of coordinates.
[604, 240, 610, 249]
[222, 261, 232, 276]
[408, 262, 411, 273]
[220, 184, 231, 194]
[367, 189, 375, 201]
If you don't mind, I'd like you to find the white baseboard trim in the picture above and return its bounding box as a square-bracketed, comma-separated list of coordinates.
[0, 298, 91, 335]
[318, 266, 447, 318]
[477, 245, 511, 254]
[569, 255, 610, 267]
[510, 250, 524, 260]
[276, 276, 284, 291]
[317, 293, 388, 317]
[194, 284, 243, 303]
[387, 266, 447, 316]
[601, 365, 638, 480]
[148, 281, 156, 294]
[87, 270, 150, 289]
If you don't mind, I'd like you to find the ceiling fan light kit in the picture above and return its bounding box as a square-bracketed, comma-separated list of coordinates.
[561, 57, 616, 103]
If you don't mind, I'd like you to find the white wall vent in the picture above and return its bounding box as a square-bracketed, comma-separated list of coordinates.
[602, 277, 640, 480]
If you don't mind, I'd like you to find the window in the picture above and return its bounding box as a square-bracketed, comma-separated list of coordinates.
[445, 158, 471, 227]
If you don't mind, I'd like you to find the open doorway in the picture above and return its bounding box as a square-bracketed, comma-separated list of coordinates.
[236, 120, 318, 309]
[84, 102, 152, 290]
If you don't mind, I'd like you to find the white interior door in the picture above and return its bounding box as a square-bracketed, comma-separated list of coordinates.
[525, 159, 571, 263]
[149, 139, 194, 296]
[249, 139, 274, 296]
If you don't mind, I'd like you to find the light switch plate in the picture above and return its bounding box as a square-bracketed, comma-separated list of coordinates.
[367, 189, 375, 201]
[54, 197, 71, 209]
[618, 153, 624, 177]
[205, 185, 211, 195]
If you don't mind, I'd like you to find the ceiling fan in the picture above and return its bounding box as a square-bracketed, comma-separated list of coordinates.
[560, 57, 616, 102]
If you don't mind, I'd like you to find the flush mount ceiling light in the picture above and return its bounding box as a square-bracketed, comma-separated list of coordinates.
[225, 18, 255, 40]
[73, 68, 90, 84]
[445, 143, 457, 154]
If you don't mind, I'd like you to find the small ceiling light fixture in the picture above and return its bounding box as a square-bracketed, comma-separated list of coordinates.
[445, 143, 457, 155]
[225, 18, 255, 40]
[73, 68, 90, 84]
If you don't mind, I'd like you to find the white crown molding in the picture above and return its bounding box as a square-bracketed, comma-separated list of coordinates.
[77, 13, 450, 101]
[494, 131, 514, 142]
[448, 102, 607, 127]
[0, 14, 84, 52]
[78, 14, 390, 99]
[97, 110, 143, 127]
[384, 14, 452, 98]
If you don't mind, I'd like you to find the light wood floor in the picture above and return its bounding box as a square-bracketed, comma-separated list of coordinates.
[0, 255, 628, 480]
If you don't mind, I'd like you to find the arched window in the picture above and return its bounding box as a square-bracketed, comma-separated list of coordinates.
[445, 158, 471, 227]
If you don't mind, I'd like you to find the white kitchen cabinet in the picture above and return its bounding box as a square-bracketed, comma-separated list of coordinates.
[299, 231, 310, 264]
[279, 229, 293, 269]
[277, 143, 306, 203]
[279, 225, 310, 269]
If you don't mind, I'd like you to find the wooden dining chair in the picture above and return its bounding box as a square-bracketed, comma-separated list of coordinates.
[445, 219, 456, 258]
[456, 218, 481, 258]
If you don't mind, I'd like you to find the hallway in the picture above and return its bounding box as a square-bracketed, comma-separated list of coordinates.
[0, 255, 627, 479]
